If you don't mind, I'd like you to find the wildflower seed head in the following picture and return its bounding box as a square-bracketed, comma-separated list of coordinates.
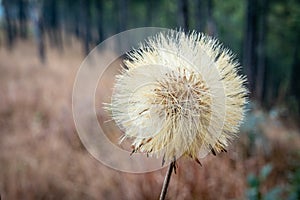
[110, 30, 247, 163]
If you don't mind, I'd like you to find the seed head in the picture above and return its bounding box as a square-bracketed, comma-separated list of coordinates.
[110, 30, 247, 163]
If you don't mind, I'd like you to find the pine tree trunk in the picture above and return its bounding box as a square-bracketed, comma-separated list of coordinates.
[255, 0, 268, 103]
[206, 0, 217, 36]
[243, 0, 258, 96]
[82, 0, 91, 55]
[96, 0, 104, 43]
[2, 0, 14, 48]
[290, 39, 300, 115]
[178, 0, 189, 30]
[195, 0, 205, 32]
[118, 0, 129, 32]
[18, 0, 27, 39]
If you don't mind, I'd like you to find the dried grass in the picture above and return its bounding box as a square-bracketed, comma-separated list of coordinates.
[0, 40, 299, 200]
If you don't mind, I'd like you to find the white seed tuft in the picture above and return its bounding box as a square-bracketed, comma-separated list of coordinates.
[109, 30, 248, 163]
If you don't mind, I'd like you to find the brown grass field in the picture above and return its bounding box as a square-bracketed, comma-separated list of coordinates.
[0, 39, 299, 200]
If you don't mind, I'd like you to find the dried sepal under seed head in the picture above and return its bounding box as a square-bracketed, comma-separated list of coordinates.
[110, 30, 247, 163]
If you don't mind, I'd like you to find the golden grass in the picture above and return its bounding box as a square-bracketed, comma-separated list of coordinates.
[0, 40, 299, 200]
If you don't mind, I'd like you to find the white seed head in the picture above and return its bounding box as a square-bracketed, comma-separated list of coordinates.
[109, 30, 247, 163]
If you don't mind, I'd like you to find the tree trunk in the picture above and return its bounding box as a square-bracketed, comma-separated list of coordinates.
[44, 0, 62, 49]
[290, 39, 300, 115]
[255, 0, 269, 102]
[206, 0, 217, 36]
[118, 0, 129, 32]
[18, 0, 28, 39]
[96, 0, 104, 43]
[243, 0, 258, 97]
[32, 2, 45, 63]
[178, 0, 189, 31]
[195, 0, 205, 32]
[81, 0, 91, 55]
[2, 0, 14, 48]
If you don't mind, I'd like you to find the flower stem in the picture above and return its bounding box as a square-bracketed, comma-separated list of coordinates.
[159, 160, 176, 200]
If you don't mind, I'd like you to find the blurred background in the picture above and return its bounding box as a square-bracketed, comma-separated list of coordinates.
[0, 0, 300, 199]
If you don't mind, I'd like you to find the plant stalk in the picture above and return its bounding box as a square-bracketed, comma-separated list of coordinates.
[159, 160, 176, 200]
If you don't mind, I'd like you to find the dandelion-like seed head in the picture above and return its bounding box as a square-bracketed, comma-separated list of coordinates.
[110, 30, 247, 163]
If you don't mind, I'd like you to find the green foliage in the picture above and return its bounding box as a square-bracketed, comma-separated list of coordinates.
[247, 164, 300, 200]
[263, 187, 283, 200]
[260, 164, 273, 180]
[287, 169, 300, 200]
[246, 164, 284, 200]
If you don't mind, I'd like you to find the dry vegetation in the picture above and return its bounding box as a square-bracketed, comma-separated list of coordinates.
[0, 40, 299, 200]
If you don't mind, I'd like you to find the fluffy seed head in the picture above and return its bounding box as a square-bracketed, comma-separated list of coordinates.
[110, 30, 247, 163]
